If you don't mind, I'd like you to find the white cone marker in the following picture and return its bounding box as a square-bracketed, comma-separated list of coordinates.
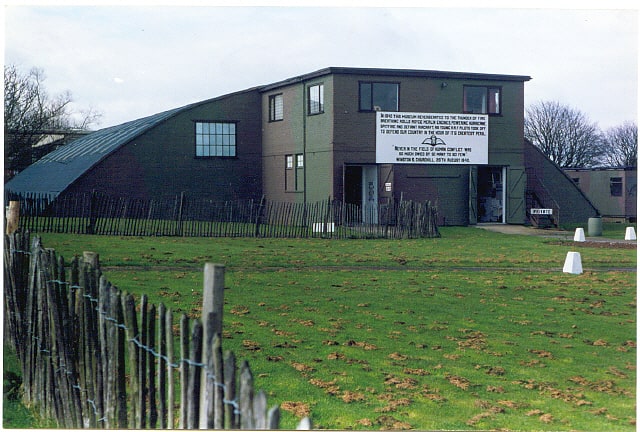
[563, 251, 583, 275]
[624, 227, 636, 241]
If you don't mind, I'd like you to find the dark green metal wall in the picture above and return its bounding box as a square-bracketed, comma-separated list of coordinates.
[66, 90, 263, 201]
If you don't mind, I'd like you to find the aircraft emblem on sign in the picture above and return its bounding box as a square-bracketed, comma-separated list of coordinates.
[422, 134, 446, 147]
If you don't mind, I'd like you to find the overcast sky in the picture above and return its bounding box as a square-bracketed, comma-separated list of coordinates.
[3, 3, 638, 131]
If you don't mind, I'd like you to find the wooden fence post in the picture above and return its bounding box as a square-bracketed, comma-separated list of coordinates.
[123, 294, 140, 428]
[6, 200, 20, 234]
[138, 295, 148, 428]
[200, 263, 225, 428]
[148, 304, 158, 428]
[187, 320, 203, 429]
[165, 308, 175, 429]
[223, 350, 238, 429]
[254, 195, 266, 237]
[87, 191, 97, 234]
[111, 288, 127, 428]
[175, 192, 186, 236]
[179, 314, 190, 429]
[239, 360, 254, 429]
[157, 303, 168, 428]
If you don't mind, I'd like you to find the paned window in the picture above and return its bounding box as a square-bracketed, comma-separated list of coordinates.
[296, 154, 304, 168]
[285, 154, 294, 191]
[195, 121, 236, 157]
[269, 94, 284, 121]
[463, 86, 501, 115]
[308, 83, 324, 115]
[610, 177, 623, 196]
[359, 82, 399, 111]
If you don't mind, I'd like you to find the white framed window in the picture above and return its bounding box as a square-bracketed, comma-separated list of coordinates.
[296, 153, 304, 168]
[195, 121, 236, 157]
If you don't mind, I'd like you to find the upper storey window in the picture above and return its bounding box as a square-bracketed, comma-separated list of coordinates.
[195, 121, 236, 157]
[308, 83, 324, 115]
[269, 94, 284, 121]
[463, 86, 501, 115]
[359, 82, 399, 111]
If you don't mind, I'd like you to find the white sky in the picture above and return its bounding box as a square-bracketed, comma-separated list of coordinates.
[3, 2, 638, 130]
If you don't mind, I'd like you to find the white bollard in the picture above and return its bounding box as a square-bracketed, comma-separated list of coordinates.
[563, 251, 583, 275]
[573, 227, 585, 242]
[624, 227, 636, 241]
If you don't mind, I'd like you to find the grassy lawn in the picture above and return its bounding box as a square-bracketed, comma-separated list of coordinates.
[5, 226, 636, 430]
[3, 344, 57, 429]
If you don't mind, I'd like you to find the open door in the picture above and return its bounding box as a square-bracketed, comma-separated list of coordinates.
[477, 167, 505, 223]
[344, 165, 378, 224]
[362, 165, 378, 224]
[344, 165, 362, 207]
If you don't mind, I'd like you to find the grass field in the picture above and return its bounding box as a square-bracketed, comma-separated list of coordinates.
[4, 225, 637, 430]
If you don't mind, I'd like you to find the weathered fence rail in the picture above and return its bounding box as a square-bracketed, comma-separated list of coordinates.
[3, 230, 310, 429]
[5, 191, 439, 239]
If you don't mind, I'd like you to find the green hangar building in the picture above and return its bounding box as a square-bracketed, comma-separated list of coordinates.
[5, 67, 597, 226]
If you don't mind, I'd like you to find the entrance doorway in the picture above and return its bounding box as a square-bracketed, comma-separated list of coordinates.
[477, 167, 505, 223]
[344, 165, 378, 223]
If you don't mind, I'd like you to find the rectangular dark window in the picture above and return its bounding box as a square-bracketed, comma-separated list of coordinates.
[269, 94, 283, 121]
[195, 121, 236, 157]
[610, 177, 623, 196]
[308, 83, 324, 115]
[359, 82, 399, 111]
[463, 86, 501, 115]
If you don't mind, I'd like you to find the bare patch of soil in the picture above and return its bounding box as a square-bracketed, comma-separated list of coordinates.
[548, 240, 636, 249]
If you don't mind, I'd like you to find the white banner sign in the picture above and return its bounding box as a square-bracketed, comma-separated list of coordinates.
[376, 112, 489, 164]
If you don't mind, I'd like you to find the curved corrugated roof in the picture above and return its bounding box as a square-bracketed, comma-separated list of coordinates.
[5, 104, 188, 197]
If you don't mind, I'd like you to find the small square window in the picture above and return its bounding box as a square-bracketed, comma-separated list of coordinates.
[463, 86, 501, 115]
[269, 94, 284, 121]
[610, 177, 623, 196]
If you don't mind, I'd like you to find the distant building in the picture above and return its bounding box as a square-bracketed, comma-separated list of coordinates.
[6, 67, 598, 226]
[564, 167, 637, 222]
[4, 130, 89, 181]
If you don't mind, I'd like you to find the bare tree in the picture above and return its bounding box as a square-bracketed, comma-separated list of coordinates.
[4, 64, 101, 177]
[524, 100, 603, 168]
[600, 121, 637, 167]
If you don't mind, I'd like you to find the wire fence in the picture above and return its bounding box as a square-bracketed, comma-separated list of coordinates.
[3, 230, 311, 429]
[4, 191, 440, 239]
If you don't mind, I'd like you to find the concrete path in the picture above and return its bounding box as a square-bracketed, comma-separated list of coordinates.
[475, 223, 637, 245]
